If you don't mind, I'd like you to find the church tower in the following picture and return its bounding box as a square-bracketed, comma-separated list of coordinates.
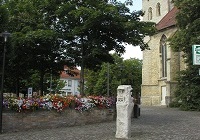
[142, 0, 174, 23]
[141, 0, 184, 106]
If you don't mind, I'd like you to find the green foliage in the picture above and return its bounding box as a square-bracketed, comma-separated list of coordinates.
[2, 0, 71, 95]
[55, 0, 155, 81]
[1, 0, 155, 96]
[56, 0, 155, 70]
[50, 79, 65, 94]
[172, 68, 200, 111]
[123, 58, 142, 96]
[0, 3, 9, 63]
[84, 54, 142, 96]
[169, 0, 200, 111]
[169, 101, 181, 108]
[0, 3, 8, 32]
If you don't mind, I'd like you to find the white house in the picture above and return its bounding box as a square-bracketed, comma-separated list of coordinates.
[60, 66, 80, 96]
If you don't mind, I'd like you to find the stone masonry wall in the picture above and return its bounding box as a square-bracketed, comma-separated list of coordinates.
[2, 108, 114, 133]
[142, 0, 171, 23]
[141, 27, 178, 106]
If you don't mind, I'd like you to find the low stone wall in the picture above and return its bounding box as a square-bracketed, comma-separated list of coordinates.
[2, 108, 115, 133]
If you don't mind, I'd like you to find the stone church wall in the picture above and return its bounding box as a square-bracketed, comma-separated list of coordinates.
[142, 0, 171, 23]
[141, 27, 178, 106]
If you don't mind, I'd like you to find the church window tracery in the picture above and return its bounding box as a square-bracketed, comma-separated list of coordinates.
[148, 7, 152, 20]
[160, 35, 167, 77]
[156, 3, 161, 16]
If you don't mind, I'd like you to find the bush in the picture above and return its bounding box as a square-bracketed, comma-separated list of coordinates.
[169, 101, 181, 108]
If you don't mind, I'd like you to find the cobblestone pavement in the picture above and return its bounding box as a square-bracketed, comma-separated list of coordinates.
[0, 106, 200, 140]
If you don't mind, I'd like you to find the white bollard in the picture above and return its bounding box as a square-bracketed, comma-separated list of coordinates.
[115, 85, 134, 139]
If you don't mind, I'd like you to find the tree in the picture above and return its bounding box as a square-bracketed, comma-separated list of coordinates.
[0, 1, 8, 32]
[84, 54, 142, 97]
[170, 0, 200, 110]
[2, 0, 155, 96]
[84, 54, 123, 96]
[0, 1, 10, 94]
[55, 0, 155, 95]
[0, 2, 7, 44]
[4, 0, 72, 95]
[0, 1, 9, 59]
[123, 58, 142, 96]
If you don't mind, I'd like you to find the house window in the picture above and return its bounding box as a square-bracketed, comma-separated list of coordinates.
[160, 35, 167, 78]
[67, 92, 72, 95]
[156, 3, 161, 16]
[62, 92, 67, 96]
[68, 80, 72, 87]
[65, 80, 68, 86]
[148, 7, 152, 20]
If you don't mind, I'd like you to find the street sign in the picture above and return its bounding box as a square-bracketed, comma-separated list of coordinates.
[28, 87, 33, 98]
[199, 68, 200, 75]
[192, 45, 200, 65]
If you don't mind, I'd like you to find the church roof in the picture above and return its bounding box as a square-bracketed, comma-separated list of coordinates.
[156, 7, 178, 31]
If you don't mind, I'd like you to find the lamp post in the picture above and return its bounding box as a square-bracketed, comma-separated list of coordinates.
[107, 63, 110, 97]
[0, 31, 11, 133]
[119, 65, 124, 85]
[50, 69, 52, 94]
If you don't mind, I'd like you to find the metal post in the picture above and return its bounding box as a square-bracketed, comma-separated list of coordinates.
[107, 63, 110, 97]
[0, 31, 10, 133]
[119, 65, 124, 85]
[0, 42, 6, 133]
[120, 68, 122, 84]
[50, 70, 52, 94]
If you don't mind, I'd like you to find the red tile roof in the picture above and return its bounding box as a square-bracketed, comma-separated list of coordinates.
[60, 67, 80, 79]
[156, 7, 178, 31]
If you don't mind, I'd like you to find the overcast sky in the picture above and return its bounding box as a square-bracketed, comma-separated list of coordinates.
[120, 0, 143, 60]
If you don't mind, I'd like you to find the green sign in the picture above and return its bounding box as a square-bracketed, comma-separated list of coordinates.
[192, 45, 200, 65]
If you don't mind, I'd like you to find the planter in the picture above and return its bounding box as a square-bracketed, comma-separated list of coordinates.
[2, 108, 115, 133]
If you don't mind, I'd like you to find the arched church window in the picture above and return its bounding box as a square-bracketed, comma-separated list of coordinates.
[156, 3, 161, 16]
[160, 35, 167, 77]
[148, 7, 152, 20]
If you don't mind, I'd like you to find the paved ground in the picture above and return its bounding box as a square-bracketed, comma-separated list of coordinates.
[0, 106, 200, 140]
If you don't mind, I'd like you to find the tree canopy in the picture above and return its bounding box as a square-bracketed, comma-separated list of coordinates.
[84, 54, 142, 97]
[1, 0, 155, 96]
[53, 0, 155, 95]
[0, 1, 8, 32]
[170, 0, 200, 110]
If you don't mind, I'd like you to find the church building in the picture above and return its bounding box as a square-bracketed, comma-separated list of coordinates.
[141, 0, 185, 106]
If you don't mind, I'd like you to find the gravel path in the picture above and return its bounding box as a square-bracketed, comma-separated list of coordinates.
[0, 106, 200, 140]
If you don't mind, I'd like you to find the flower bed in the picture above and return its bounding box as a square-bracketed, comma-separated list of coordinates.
[3, 94, 116, 113]
[2, 95, 116, 132]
